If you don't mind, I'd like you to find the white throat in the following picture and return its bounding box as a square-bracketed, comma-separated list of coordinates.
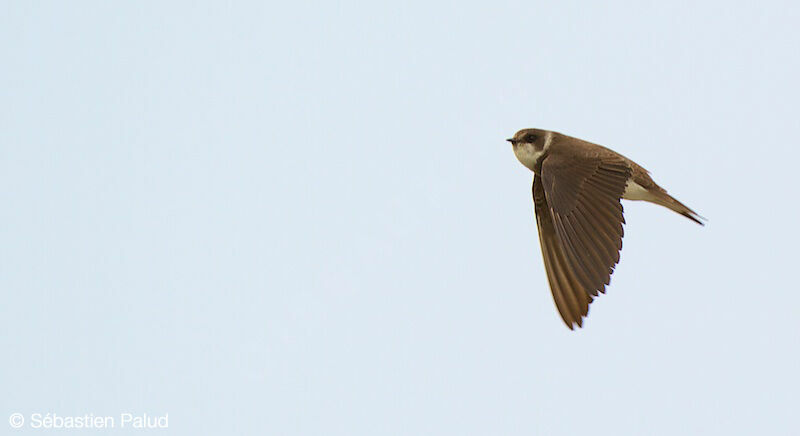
[513, 130, 553, 171]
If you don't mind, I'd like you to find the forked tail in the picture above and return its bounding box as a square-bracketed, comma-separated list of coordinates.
[651, 191, 706, 225]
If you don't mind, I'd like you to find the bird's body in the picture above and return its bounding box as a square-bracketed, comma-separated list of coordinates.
[507, 128, 703, 329]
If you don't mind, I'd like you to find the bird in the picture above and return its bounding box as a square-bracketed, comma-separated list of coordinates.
[507, 128, 704, 329]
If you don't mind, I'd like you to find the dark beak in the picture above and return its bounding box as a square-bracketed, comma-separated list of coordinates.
[506, 138, 516, 144]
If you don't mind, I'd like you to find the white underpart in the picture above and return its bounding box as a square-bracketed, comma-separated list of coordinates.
[513, 146, 544, 171]
[513, 131, 554, 171]
[622, 179, 653, 201]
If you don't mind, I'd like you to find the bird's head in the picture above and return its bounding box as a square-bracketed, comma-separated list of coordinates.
[507, 128, 550, 171]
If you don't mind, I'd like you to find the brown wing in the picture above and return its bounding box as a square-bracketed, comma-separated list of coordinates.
[533, 152, 631, 329]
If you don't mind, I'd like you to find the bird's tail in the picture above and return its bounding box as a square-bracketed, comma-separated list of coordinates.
[650, 190, 705, 225]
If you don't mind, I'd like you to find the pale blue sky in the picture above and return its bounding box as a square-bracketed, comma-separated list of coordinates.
[1, 1, 798, 435]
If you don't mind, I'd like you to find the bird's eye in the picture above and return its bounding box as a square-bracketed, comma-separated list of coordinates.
[526, 134, 538, 142]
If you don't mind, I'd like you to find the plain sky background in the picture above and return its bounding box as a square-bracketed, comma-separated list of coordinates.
[1, 1, 798, 435]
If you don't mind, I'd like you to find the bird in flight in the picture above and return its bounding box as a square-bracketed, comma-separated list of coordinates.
[507, 128, 704, 329]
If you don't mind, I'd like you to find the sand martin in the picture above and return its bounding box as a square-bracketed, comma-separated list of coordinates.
[507, 128, 704, 329]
